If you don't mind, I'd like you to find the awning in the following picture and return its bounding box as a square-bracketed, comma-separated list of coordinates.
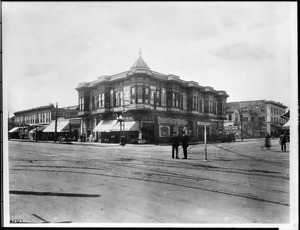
[281, 111, 290, 119]
[43, 120, 70, 132]
[110, 121, 139, 132]
[37, 125, 48, 132]
[283, 120, 290, 128]
[93, 120, 118, 132]
[9, 127, 19, 133]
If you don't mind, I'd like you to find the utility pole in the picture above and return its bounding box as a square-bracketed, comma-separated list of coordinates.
[54, 102, 58, 142]
[153, 91, 159, 145]
[240, 109, 244, 141]
[237, 104, 244, 141]
[204, 125, 207, 160]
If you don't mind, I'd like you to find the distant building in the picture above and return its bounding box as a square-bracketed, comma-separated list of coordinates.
[75, 54, 229, 143]
[11, 104, 80, 140]
[225, 100, 288, 138]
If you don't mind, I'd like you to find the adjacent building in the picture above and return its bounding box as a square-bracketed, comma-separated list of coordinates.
[10, 104, 80, 140]
[75, 54, 229, 143]
[225, 100, 288, 138]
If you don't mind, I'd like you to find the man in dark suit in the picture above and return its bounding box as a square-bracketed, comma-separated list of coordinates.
[170, 132, 180, 159]
[181, 131, 189, 159]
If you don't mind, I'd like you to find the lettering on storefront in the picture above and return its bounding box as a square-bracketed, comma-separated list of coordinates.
[197, 121, 210, 126]
[158, 117, 188, 126]
[250, 101, 263, 106]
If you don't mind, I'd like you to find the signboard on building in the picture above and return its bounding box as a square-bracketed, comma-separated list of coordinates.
[197, 121, 210, 126]
[159, 126, 170, 137]
[158, 117, 188, 126]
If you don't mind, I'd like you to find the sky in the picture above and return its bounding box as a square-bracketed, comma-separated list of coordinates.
[3, 1, 298, 115]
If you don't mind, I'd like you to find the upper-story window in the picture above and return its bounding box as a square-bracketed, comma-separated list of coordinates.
[94, 95, 98, 109]
[137, 86, 143, 103]
[114, 90, 119, 106]
[204, 96, 209, 113]
[131, 87, 136, 103]
[145, 88, 149, 104]
[192, 96, 198, 110]
[99, 93, 105, 108]
[119, 90, 123, 106]
[79, 97, 84, 111]
[271, 107, 273, 113]
[110, 89, 114, 107]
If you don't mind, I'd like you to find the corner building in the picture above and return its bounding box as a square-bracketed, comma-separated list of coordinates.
[75, 55, 229, 143]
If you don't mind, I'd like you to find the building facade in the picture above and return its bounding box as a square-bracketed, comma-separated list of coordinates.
[225, 100, 288, 138]
[76, 55, 229, 143]
[12, 104, 79, 140]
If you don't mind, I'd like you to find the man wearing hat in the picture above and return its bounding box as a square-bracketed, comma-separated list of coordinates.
[181, 131, 189, 159]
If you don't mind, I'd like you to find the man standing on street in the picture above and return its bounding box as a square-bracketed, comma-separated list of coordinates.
[170, 132, 180, 159]
[279, 132, 287, 152]
[181, 131, 189, 159]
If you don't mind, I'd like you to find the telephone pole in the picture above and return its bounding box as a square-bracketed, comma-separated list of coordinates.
[54, 102, 58, 142]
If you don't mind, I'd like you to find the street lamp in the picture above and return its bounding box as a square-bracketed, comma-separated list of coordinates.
[117, 115, 124, 133]
[117, 115, 125, 146]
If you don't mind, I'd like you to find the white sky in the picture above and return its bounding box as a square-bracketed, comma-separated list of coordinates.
[3, 2, 298, 115]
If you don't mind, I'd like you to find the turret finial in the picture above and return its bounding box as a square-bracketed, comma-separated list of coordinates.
[139, 48, 142, 57]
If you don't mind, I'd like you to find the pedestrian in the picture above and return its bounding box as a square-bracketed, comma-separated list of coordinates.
[279, 132, 287, 152]
[170, 132, 180, 159]
[265, 133, 272, 150]
[181, 131, 189, 159]
[120, 135, 126, 146]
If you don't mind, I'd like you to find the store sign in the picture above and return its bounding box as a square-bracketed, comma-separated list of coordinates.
[159, 126, 170, 137]
[197, 121, 210, 126]
[158, 117, 188, 126]
[224, 126, 239, 130]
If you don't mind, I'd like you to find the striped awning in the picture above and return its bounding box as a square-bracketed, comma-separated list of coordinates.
[43, 120, 70, 132]
[93, 120, 118, 132]
[9, 127, 20, 133]
[109, 121, 139, 132]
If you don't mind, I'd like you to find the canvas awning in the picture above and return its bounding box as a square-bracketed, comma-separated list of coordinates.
[43, 120, 70, 132]
[282, 120, 290, 129]
[9, 127, 20, 133]
[37, 125, 48, 132]
[30, 125, 48, 132]
[109, 121, 140, 132]
[93, 120, 118, 132]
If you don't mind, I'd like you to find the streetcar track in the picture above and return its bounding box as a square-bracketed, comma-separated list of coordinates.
[214, 145, 289, 168]
[11, 167, 289, 207]
[11, 163, 289, 195]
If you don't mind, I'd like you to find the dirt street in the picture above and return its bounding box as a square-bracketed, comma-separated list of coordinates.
[7, 139, 290, 225]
